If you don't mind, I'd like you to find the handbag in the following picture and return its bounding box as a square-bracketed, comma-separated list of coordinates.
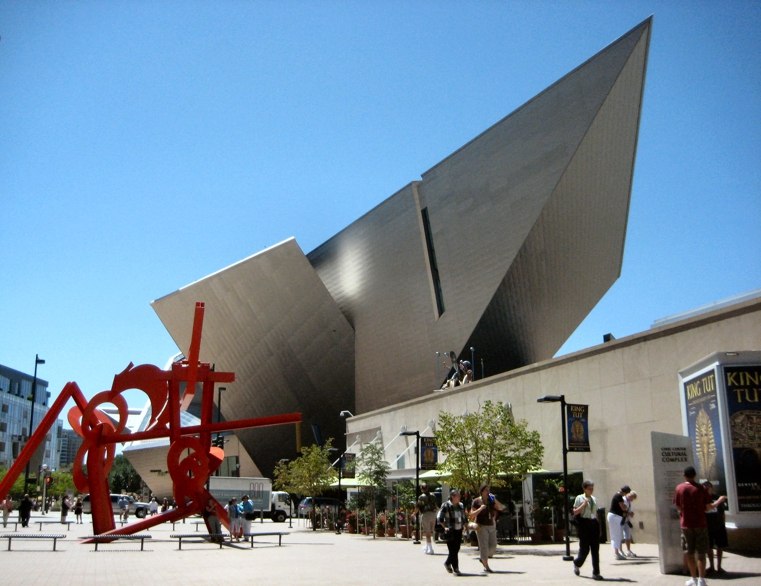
[244, 512, 256, 521]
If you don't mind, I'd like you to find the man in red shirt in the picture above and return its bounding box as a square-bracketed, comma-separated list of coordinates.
[673, 466, 727, 586]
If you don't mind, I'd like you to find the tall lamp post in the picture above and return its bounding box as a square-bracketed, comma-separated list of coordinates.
[278, 458, 293, 528]
[400, 429, 421, 544]
[23, 354, 45, 495]
[537, 394, 573, 561]
[215, 387, 226, 476]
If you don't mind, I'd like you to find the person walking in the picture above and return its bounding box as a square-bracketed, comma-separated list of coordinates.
[572, 480, 603, 580]
[703, 481, 728, 576]
[438, 489, 466, 575]
[74, 497, 83, 524]
[149, 497, 158, 516]
[607, 485, 631, 560]
[1, 495, 13, 528]
[416, 484, 438, 554]
[60, 495, 71, 524]
[18, 494, 33, 528]
[674, 466, 726, 586]
[469, 484, 504, 573]
[118, 495, 130, 521]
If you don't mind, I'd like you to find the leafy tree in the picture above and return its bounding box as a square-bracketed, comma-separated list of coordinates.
[108, 454, 143, 494]
[357, 439, 390, 533]
[273, 439, 337, 498]
[0, 467, 26, 498]
[46, 470, 76, 498]
[435, 400, 544, 494]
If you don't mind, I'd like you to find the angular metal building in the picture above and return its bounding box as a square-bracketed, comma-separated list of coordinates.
[151, 19, 652, 477]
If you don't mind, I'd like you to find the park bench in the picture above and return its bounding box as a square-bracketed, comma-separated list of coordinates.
[0, 532, 66, 551]
[242, 531, 288, 548]
[170, 533, 229, 550]
[81, 533, 153, 551]
[36, 520, 73, 531]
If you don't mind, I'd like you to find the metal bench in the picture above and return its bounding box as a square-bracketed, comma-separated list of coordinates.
[1, 532, 66, 551]
[36, 520, 73, 531]
[242, 531, 288, 548]
[81, 534, 153, 551]
[170, 533, 228, 550]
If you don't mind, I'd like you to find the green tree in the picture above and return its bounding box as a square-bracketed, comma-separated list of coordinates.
[357, 439, 390, 534]
[273, 439, 337, 498]
[46, 470, 76, 499]
[108, 454, 143, 494]
[0, 467, 26, 498]
[435, 400, 544, 494]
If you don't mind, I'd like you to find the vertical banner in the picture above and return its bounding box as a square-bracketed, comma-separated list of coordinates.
[420, 437, 438, 470]
[723, 365, 761, 512]
[342, 453, 356, 479]
[682, 369, 726, 492]
[566, 403, 590, 452]
[651, 431, 693, 575]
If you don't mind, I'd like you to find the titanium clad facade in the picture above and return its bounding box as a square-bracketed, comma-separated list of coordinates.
[151, 238, 355, 476]
[310, 19, 651, 411]
[152, 19, 652, 475]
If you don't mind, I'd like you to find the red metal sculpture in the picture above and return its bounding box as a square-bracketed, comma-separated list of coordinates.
[0, 302, 302, 539]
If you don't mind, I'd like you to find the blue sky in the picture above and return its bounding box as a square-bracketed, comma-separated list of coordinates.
[2, 1, 759, 418]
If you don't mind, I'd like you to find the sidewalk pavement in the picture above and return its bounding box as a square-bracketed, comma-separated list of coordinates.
[1, 512, 759, 585]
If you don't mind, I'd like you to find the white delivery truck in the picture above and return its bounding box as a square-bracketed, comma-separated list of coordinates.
[208, 476, 291, 522]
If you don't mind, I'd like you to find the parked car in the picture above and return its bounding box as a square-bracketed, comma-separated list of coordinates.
[81, 494, 151, 518]
[297, 496, 342, 518]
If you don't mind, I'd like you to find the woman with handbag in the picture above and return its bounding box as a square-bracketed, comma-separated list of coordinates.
[469, 484, 504, 573]
[240, 494, 255, 536]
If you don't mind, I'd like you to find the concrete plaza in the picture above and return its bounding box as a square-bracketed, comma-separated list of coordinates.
[1, 512, 760, 585]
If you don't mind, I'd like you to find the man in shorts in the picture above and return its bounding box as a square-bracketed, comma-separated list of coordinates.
[673, 466, 726, 586]
[417, 484, 438, 554]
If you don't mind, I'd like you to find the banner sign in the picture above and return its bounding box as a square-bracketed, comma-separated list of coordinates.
[566, 403, 591, 452]
[342, 453, 356, 479]
[682, 369, 726, 493]
[723, 365, 761, 512]
[420, 437, 438, 470]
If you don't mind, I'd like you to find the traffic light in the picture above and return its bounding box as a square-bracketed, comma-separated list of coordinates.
[212, 435, 225, 448]
[45, 475, 53, 486]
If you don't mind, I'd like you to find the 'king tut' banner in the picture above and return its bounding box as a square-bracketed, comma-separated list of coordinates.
[566, 403, 591, 452]
[724, 365, 761, 512]
[683, 370, 726, 494]
[420, 437, 438, 470]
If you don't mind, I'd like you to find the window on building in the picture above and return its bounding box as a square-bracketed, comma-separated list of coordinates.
[421, 207, 445, 317]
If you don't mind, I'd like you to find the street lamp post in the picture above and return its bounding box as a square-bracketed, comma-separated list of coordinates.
[400, 429, 421, 544]
[278, 458, 293, 528]
[537, 394, 573, 561]
[23, 354, 45, 495]
[215, 387, 226, 476]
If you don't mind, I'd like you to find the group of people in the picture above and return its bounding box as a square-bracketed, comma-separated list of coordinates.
[202, 494, 256, 543]
[1, 493, 84, 527]
[440, 357, 474, 390]
[572, 469, 728, 585]
[417, 483, 505, 575]
[59, 495, 84, 524]
[674, 466, 728, 586]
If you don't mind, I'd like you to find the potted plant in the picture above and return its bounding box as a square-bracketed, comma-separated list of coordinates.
[531, 504, 554, 542]
[346, 510, 357, 533]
